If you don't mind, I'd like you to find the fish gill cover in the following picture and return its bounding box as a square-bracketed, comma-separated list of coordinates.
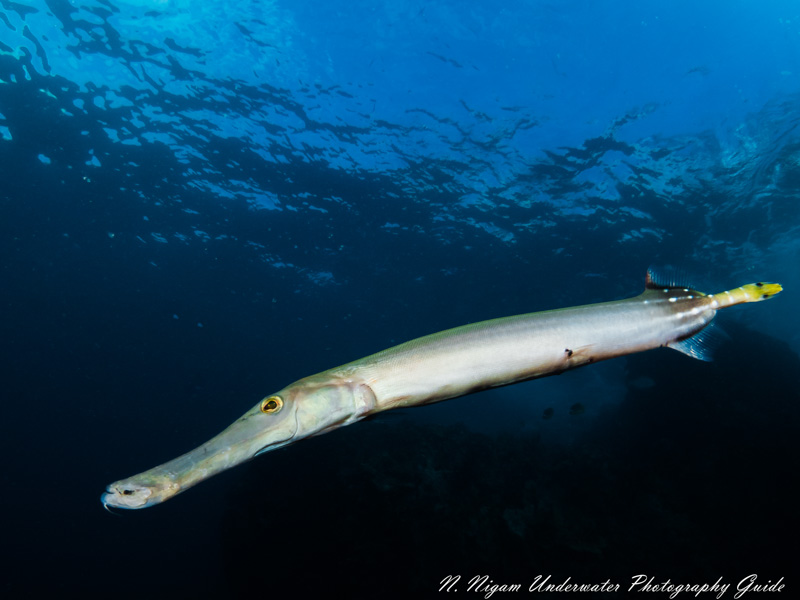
[0, 1, 798, 598]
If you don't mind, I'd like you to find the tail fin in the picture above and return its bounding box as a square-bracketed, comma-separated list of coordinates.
[667, 281, 781, 361]
[710, 282, 783, 309]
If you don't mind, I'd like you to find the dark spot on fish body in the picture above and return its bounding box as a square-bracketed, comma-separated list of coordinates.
[756, 282, 764, 287]
[565, 348, 573, 357]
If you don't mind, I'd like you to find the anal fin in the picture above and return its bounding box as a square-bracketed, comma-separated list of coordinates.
[667, 322, 728, 362]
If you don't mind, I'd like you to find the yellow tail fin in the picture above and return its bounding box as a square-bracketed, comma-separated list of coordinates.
[710, 282, 783, 308]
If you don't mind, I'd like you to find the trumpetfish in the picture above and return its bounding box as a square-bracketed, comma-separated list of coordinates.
[102, 271, 782, 509]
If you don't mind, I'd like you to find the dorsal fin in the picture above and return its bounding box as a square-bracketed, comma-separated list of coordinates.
[645, 266, 694, 290]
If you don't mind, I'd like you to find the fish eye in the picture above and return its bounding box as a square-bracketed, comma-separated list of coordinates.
[260, 395, 283, 414]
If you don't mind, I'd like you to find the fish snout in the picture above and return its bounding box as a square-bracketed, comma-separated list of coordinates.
[101, 478, 177, 510]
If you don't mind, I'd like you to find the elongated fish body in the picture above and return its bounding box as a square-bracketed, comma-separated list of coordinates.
[102, 272, 782, 509]
[336, 285, 714, 410]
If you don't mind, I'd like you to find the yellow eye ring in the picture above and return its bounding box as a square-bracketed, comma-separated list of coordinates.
[260, 395, 283, 414]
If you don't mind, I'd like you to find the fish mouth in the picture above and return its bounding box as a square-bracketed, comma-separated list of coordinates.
[101, 482, 157, 510]
[101, 489, 120, 511]
[101, 489, 121, 512]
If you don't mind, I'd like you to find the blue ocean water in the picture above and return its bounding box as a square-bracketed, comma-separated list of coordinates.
[1, 1, 798, 597]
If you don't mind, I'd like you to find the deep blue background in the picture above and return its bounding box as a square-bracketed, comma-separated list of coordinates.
[1, 1, 798, 598]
